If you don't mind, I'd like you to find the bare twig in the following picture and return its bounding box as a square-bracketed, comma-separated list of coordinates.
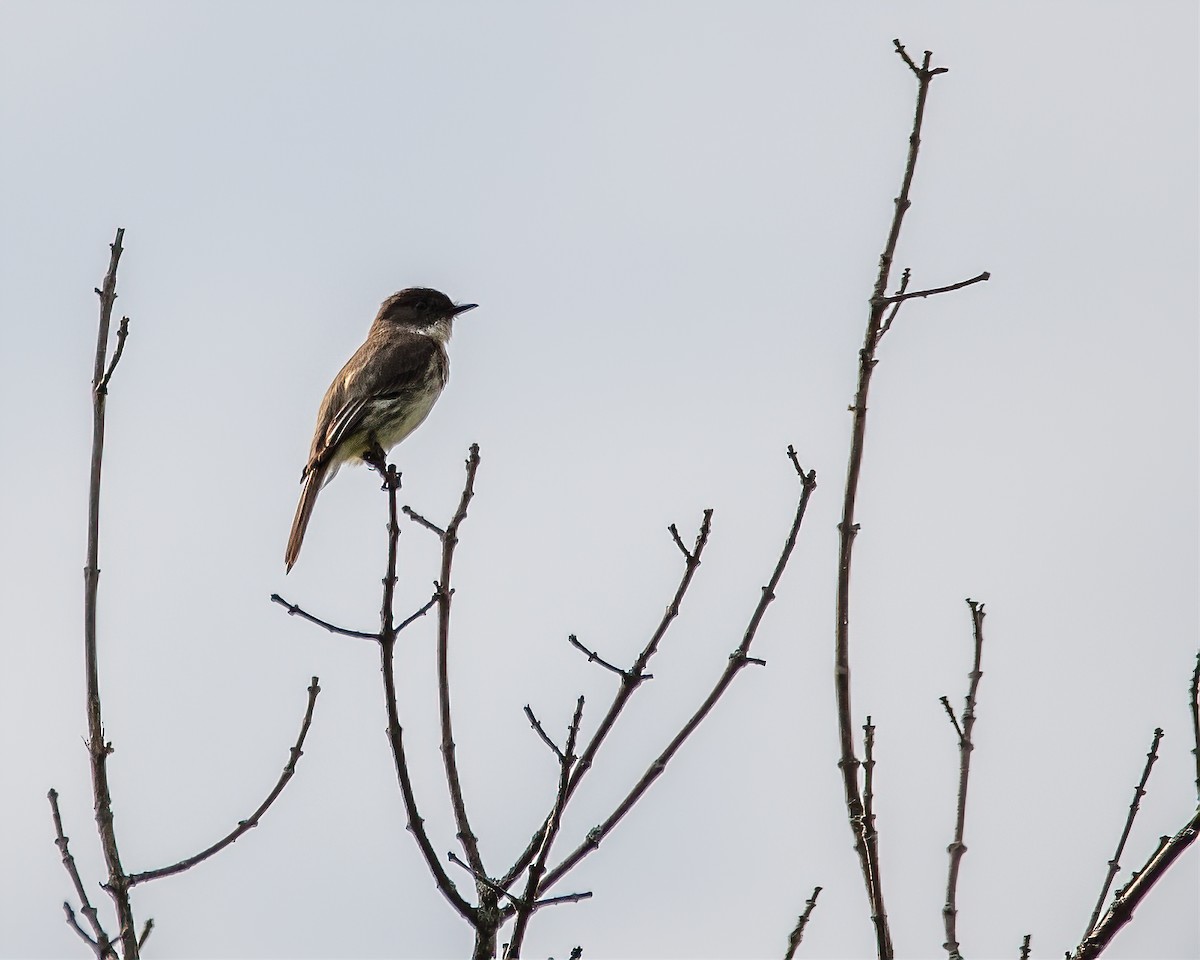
[1072, 808, 1200, 960]
[667, 522, 694, 561]
[48, 789, 111, 951]
[567, 634, 649, 681]
[875, 271, 990, 305]
[98, 317, 130, 391]
[834, 43, 988, 960]
[939, 696, 964, 743]
[83, 227, 140, 959]
[136, 919, 153, 951]
[520, 455, 817, 905]
[1019, 933, 1031, 960]
[862, 716, 878, 866]
[505, 696, 587, 957]
[783, 885, 823, 960]
[269, 594, 379, 640]
[430, 446, 490, 898]
[1080, 727, 1165, 940]
[942, 600, 987, 960]
[875, 268, 910, 343]
[402, 503, 447, 537]
[374, 459, 474, 922]
[62, 902, 103, 956]
[523, 705, 566, 763]
[128, 678, 322, 886]
[1190, 652, 1199, 802]
[500, 508, 716, 890]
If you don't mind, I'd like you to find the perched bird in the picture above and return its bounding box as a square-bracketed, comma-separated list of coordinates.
[285, 287, 477, 571]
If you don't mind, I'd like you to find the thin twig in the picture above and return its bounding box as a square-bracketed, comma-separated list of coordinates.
[500, 508, 716, 890]
[1080, 727, 1165, 940]
[433, 445, 489, 894]
[567, 634, 648, 681]
[875, 269, 911, 343]
[783, 885, 823, 960]
[270, 594, 379, 640]
[137, 918, 154, 951]
[875, 271, 990, 305]
[1072, 808, 1200, 960]
[402, 505, 447, 538]
[83, 227, 140, 958]
[48, 789, 111, 950]
[939, 696, 964, 743]
[448, 851, 520, 906]
[519, 455, 817, 906]
[1019, 933, 1031, 960]
[942, 600, 987, 960]
[506, 696, 587, 957]
[667, 523, 693, 561]
[128, 678, 322, 886]
[862, 716, 877, 866]
[834, 43, 986, 959]
[369, 455, 474, 921]
[1190, 652, 1199, 802]
[98, 317, 130, 391]
[523, 705, 565, 763]
[62, 902, 101, 955]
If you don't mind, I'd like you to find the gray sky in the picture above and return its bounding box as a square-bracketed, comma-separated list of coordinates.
[2, 3, 1197, 958]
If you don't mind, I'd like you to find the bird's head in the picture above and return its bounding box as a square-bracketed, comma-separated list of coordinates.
[375, 288, 477, 336]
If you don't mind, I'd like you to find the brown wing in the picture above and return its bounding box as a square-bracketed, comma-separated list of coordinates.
[305, 328, 446, 473]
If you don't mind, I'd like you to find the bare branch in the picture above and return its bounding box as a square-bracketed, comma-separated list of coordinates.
[500, 508, 715, 890]
[1019, 934, 1031, 960]
[448, 851, 520, 906]
[270, 594, 379, 640]
[876, 271, 990, 306]
[98, 317, 130, 392]
[128, 678, 322, 886]
[523, 704, 565, 763]
[1072, 808, 1200, 960]
[506, 696, 587, 957]
[875, 268, 911, 344]
[62, 902, 104, 957]
[939, 696, 964, 743]
[48, 789, 111, 950]
[783, 885, 823, 960]
[567, 633, 649, 681]
[1190, 651, 1199, 803]
[1080, 727, 1165, 941]
[83, 227, 140, 958]
[374, 458, 474, 921]
[834, 43, 980, 959]
[137, 918, 154, 951]
[402, 504, 446, 538]
[432, 445, 489, 888]
[667, 523, 693, 561]
[526, 457, 817, 902]
[942, 599, 987, 960]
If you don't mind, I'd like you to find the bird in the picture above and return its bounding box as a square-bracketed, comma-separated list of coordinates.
[285, 287, 477, 571]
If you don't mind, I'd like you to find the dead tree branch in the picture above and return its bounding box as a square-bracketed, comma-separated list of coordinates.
[128, 678, 321, 886]
[941, 600, 987, 960]
[833, 42, 989, 959]
[510, 451, 817, 910]
[783, 885, 823, 960]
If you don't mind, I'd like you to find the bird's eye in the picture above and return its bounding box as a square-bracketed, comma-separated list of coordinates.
[415, 299, 429, 312]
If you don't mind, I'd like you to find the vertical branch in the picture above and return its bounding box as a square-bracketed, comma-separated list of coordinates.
[1190, 652, 1199, 803]
[504, 695, 586, 958]
[83, 228, 139, 959]
[941, 599, 987, 959]
[371, 457, 474, 923]
[783, 886, 823, 960]
[1081, 727, 1165, 940]
[832, 41, 989, 959]
[434, 446, 489, 888]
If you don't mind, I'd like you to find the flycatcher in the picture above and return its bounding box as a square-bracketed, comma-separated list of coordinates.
[285, 287, 477, 571]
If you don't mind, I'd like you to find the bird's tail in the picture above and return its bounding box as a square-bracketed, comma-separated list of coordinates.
[285, 465, 326, 572]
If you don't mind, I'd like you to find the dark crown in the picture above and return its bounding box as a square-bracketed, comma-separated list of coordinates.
[375, 287, 473, 327]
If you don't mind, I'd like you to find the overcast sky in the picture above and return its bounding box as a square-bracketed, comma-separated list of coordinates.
[2, 3, 1197, 958]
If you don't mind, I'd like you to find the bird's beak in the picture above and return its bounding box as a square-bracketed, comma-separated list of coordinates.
[451, 302, 478, 317]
